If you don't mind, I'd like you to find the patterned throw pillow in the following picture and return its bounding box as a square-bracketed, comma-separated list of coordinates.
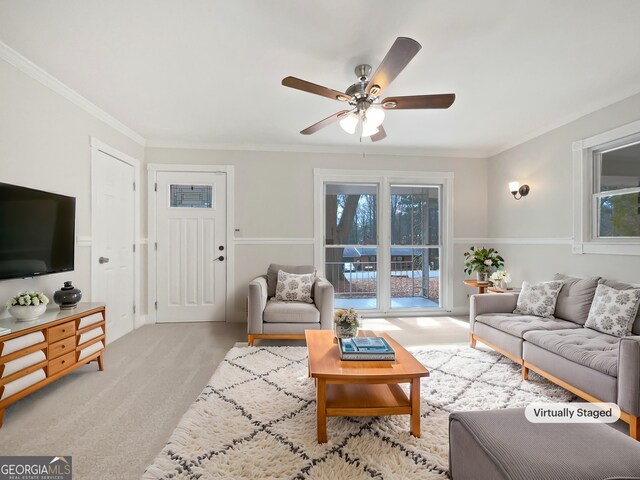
[585, 284, 640, 337]
[275, 270, 315, 303]
[513, 281, 563, 318]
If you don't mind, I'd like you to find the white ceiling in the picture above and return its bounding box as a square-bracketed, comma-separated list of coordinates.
[1, 0, 640, 156]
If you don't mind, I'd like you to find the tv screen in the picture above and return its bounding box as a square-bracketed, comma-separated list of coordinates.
[0, 182, 75, 280]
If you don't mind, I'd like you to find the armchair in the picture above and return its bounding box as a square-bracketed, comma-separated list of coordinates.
[247, 264, 334, 346]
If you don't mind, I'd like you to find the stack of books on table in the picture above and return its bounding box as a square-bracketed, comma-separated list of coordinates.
[339, 336, 395, 361]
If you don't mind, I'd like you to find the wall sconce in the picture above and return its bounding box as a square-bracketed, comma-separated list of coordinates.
[508, 181, 530, 200]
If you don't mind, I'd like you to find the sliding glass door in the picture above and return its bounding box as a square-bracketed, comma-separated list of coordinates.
[389, 185, 441, 309]
[325, 184, 379, 309]
[321, 175, 447, 313]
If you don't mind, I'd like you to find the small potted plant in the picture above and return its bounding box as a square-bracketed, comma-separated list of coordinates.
[463, 246, 504, 283]
[490, 270, 512, 289]
[333, 308, 360, 339]
[5, 292, 50, 321]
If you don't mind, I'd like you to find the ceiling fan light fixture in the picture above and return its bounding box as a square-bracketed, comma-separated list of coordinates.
[365, 106, 385, 128]
[361, 120, 379, 138]
[339, 112, 359, 134]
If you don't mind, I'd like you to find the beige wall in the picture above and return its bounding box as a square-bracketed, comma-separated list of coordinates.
[486, 92, 640, 285]
[0, 59, 144, 310]
[145, 148, 489, 318]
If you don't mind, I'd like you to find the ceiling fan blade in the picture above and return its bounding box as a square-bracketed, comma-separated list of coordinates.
[300, 110, 350, 135]
[366, 37, 422, 96]
[370, 125, 387, 142]
[382, 94, 456, 110]
[282, 76, 351, 102]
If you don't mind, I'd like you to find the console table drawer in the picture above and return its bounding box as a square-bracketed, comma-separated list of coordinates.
[48, 351, 75, 376]
[48, 321, 75, 343]
[48, 338, 75, 360]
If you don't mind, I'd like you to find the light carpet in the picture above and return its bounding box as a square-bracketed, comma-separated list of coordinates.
[143, 345, 576, 479]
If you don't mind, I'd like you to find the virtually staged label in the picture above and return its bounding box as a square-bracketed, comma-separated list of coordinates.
[525, 402, 620, 423]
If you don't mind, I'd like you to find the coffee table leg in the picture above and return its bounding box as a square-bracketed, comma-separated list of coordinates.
[317, 378, 327, 443]
[410, 378, 421, 437]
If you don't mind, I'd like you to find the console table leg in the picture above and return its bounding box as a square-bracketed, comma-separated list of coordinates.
[316, 379, 327, 443]
[410, 378, 421, 438]
[97, 354, 104, 371]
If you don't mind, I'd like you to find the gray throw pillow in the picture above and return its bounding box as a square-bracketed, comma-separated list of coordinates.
[514, 281, 563, 318]
[585, 284, 640, 337]
[266, 264, 315, 297]
[552, 274, 600, 325]
[275, 270, 315, 303]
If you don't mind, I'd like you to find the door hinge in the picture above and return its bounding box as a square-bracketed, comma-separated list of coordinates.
[155, 242, 158, 251]
[154, 182, 158, 192]
[133, 305, 136, 314]
[133, 244, 136, 253]
[133, 181, 136, 191]
[154, 301, 158, 310]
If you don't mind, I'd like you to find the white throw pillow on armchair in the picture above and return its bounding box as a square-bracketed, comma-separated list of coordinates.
[275, 270, 316, 303]
[513, 280, 563, 318]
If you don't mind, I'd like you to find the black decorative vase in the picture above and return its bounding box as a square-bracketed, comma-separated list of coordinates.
[54, 281, 82, 310]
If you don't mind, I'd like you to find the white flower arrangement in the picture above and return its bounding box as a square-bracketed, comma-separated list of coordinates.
[5, 292, 49, 309]
[489, 270, 512, 285]
[333, 308, 360, 328]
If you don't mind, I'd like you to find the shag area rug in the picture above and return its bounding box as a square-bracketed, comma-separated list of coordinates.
[143, 346, 575, 479]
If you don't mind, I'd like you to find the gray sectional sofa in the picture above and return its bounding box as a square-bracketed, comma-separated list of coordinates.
[469, 274, 640, 439]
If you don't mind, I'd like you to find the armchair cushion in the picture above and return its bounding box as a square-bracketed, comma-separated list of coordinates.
[263, 299, 320, 324]
[275, 270, 315, 303]
[266, 264, 315, 297]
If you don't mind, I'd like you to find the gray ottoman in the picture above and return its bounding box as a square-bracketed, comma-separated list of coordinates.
[449, 409, 640, 480]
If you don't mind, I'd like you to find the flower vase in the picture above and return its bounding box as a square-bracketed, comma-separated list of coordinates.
[335, 323, 359, 339]
[476, 272, 489, 283]
[9, 304, 47, 321]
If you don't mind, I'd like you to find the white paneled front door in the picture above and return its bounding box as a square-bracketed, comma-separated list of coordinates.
[155, 171, 226, 322]
[92, 149, 135, 343]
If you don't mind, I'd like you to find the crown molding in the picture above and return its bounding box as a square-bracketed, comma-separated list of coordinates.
[144, 140, 488, 159]
[0, 40, 146, 146]
[487, 87, 640, 158]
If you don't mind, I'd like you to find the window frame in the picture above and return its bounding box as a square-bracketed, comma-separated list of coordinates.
[572, 119, 640, 255]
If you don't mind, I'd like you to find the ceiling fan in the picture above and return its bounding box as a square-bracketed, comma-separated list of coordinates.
[282, 37, 455, 142]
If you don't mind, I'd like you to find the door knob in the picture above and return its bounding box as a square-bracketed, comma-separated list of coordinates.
[213, 256, 225, 262]
[99, 257, 110, 264]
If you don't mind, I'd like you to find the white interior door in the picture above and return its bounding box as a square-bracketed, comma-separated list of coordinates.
[155, 171, 226, 322]
[92, 150, 135, 343]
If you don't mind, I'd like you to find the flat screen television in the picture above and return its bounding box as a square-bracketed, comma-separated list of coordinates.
[0, 182, 75, 280]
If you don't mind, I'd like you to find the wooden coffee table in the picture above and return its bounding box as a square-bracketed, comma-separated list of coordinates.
[305, 329, 430, 443]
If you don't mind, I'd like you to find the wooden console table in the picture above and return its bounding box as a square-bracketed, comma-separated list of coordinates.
[0, 303, 106, 428]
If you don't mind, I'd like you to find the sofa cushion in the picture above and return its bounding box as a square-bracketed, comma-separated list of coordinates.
[585, 284, 640, 337]
[552, 274, 600, 325]
[523, 328, 619, 376]
[475, 314, 580, 339]
[275, 270, 315, 303]
[263, 299, 320, 324]
[513, 281, 563, 318]
[266, 264, 315, 297]
[600, 279, 640, 335]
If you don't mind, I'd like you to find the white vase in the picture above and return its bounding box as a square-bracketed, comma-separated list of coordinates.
[9, 304, 47, 321]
